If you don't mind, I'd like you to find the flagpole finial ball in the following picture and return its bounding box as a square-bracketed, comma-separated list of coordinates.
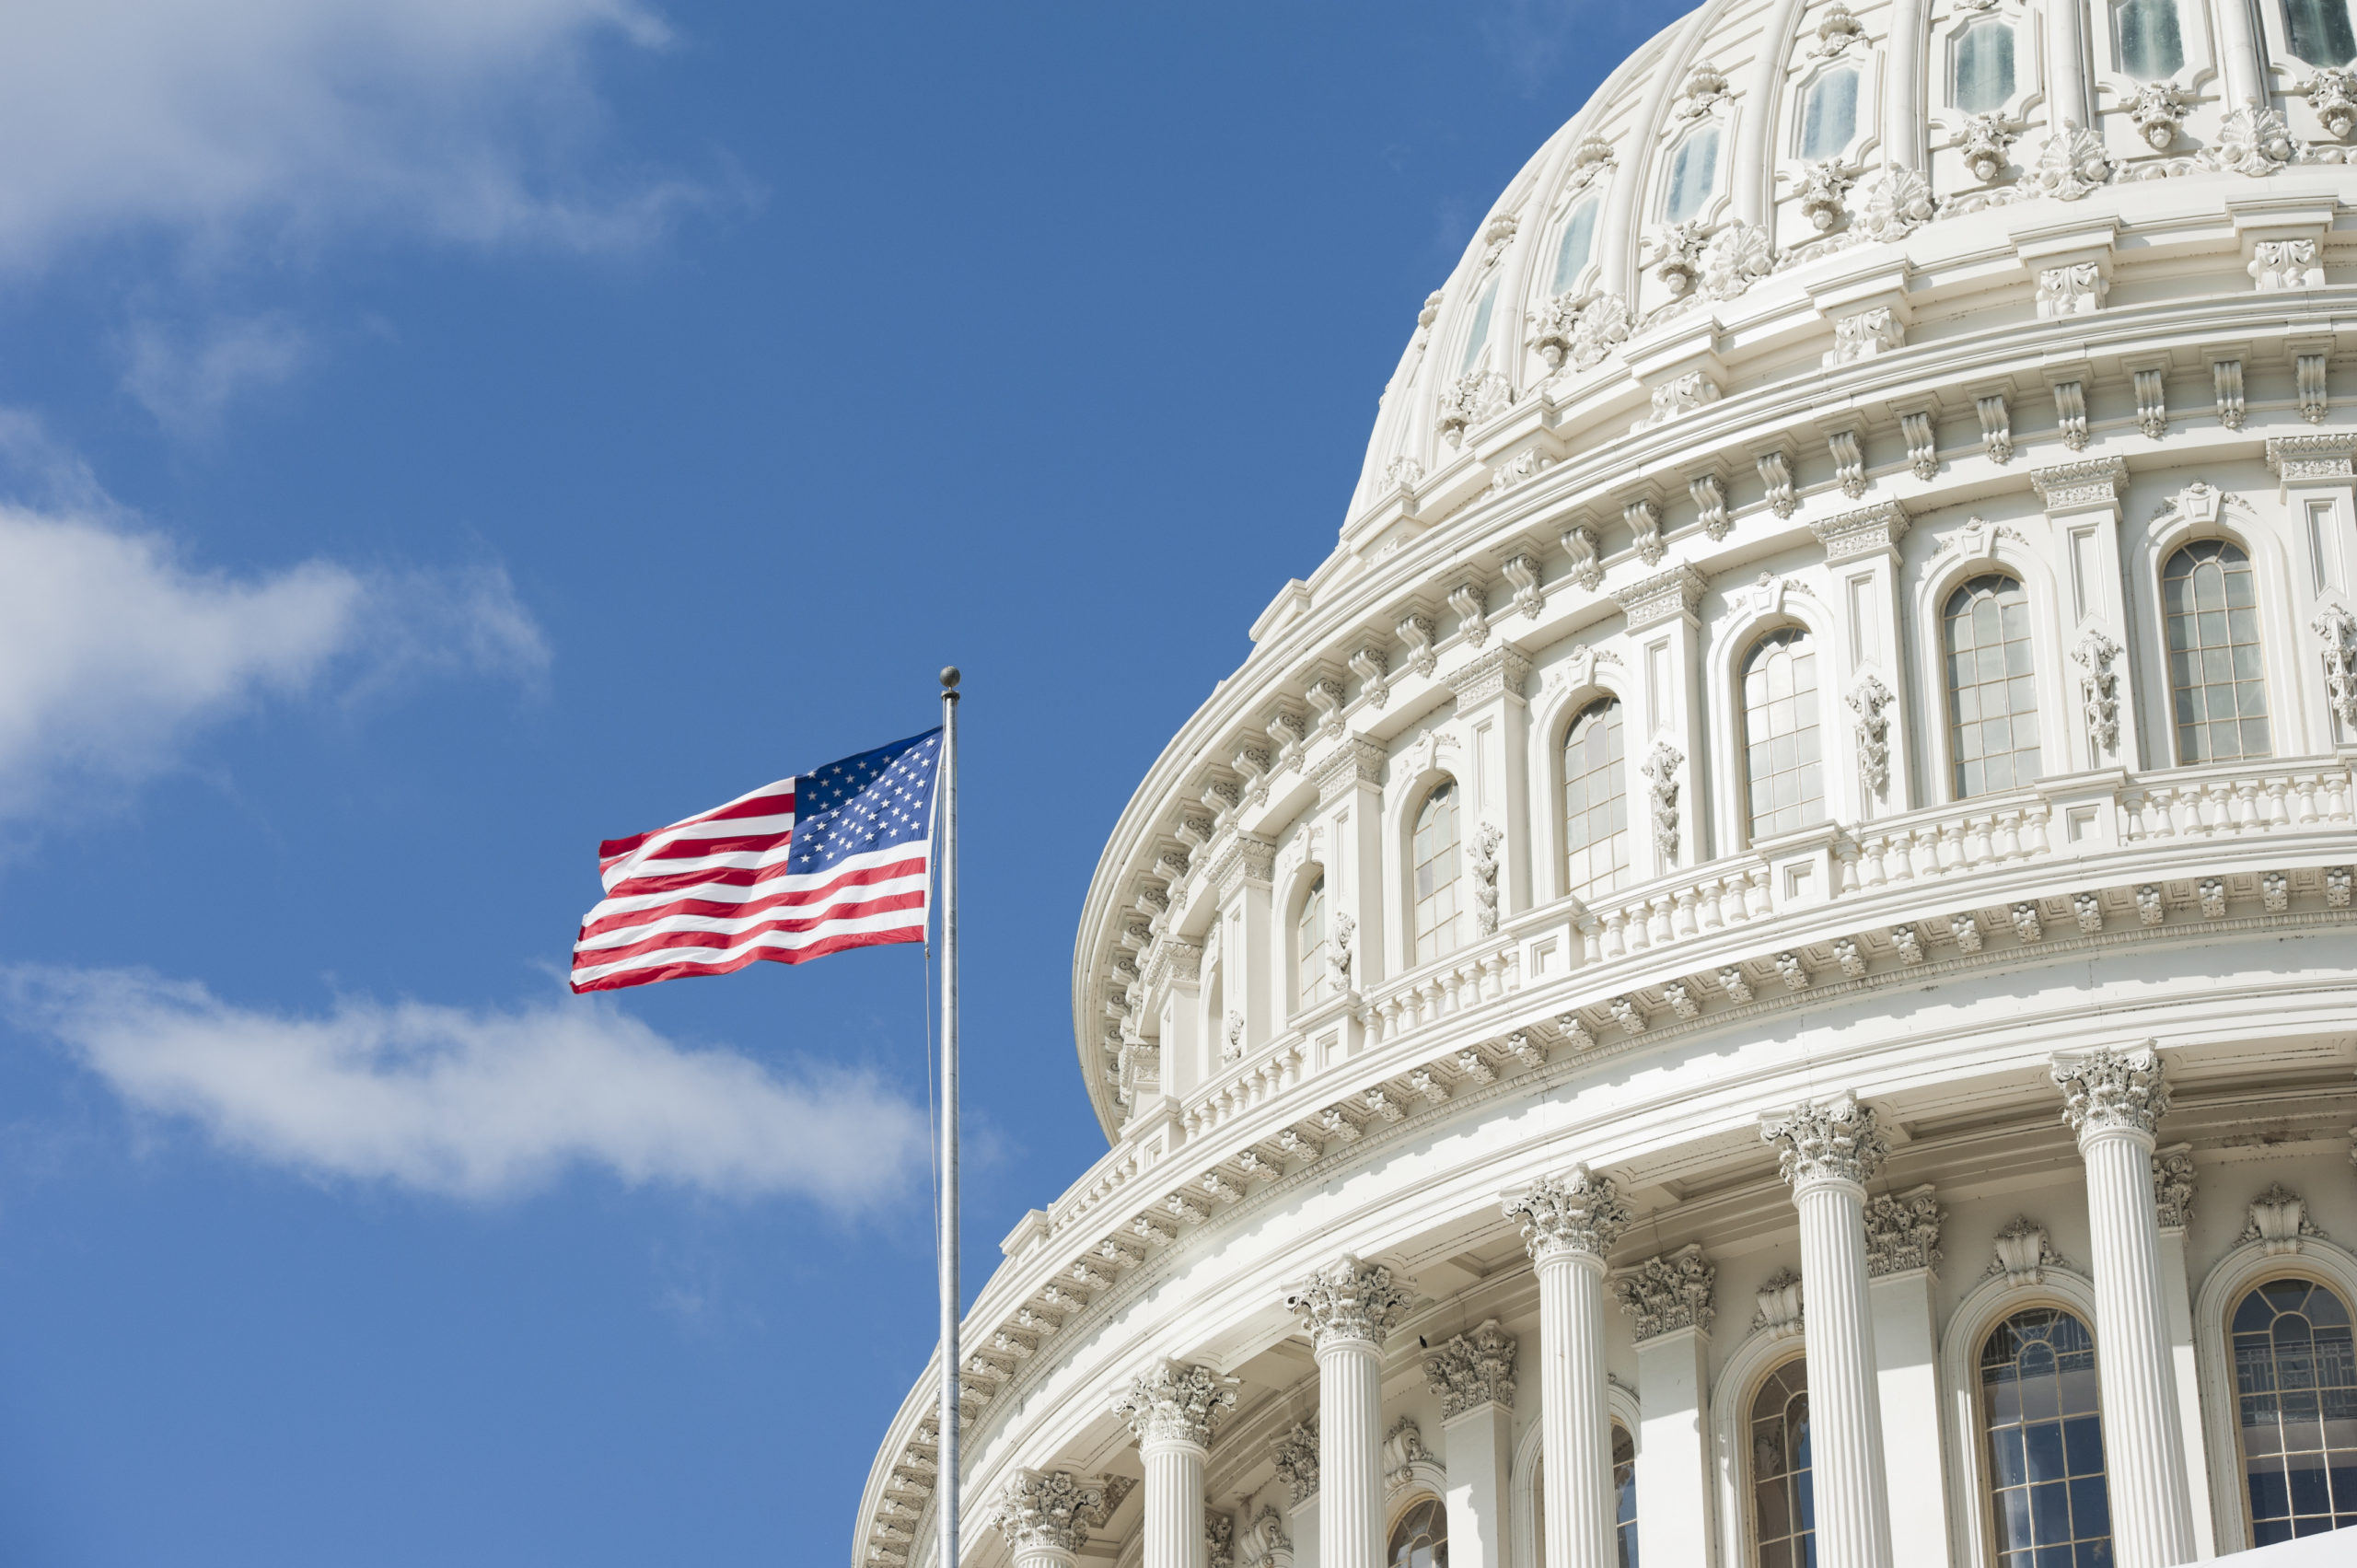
[940, 667, 961, 691]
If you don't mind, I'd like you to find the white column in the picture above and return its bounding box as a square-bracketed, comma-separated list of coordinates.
[1425, 1319, 1519, 1568]
[1762, 1093, 1895, 1568]
[1116, 1361, 1240, 1568]
[1287, 1256, 1412, 1568]
[2153, 1145, 2218, 1560]
[1504, 1165, 1631, 1568]
[2053, 1047, 2198, 1568]
[1862, 1187, 1951, 1568]
[1613, 1244, 1718, 1568]
[993, 1468, 1128, 1568]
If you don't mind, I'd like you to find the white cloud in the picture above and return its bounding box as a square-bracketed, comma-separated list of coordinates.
[0, 464, 548, 820]
[0, 0, 703, 269]
[121, 313, 311, 438]
[10, 967, 927, 1205]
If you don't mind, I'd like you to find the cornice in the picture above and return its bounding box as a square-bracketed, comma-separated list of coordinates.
[1308, 738, 1385, 807]
[1443, 645, 1533, 706]
[2028, 454, 2130, 510]
[1611, 563, 1711, 631]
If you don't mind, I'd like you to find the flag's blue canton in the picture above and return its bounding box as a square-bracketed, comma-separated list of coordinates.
[786, 729, 943, 875]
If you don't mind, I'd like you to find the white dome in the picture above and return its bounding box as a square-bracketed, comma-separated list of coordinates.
[859, 5, 2357, 1567]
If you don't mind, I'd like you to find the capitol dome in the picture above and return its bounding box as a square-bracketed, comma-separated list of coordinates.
[861, 1, 2357, 1566]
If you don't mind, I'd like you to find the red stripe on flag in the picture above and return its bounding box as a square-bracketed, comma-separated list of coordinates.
[568, 924, 923, 993]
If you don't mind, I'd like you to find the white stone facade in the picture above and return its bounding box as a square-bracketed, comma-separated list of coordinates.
[859, 2, 2357, 1565]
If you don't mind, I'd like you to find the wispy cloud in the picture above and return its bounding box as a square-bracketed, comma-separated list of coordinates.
[0, 0, 711, 271]
[120, 313, 311, 438]
[0, 426, 547, 821]
[9, 967, 927, 1205]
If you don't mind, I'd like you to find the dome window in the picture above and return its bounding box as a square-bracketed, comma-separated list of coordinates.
[1387, 1496, 1447, 1568]
[1662, 123, 1722, 224]
[2230, 1276, 2357, 1543]
[1944, 575, 2042, 798]
[1748, 1357, 1815, 1567]
[1954, 19, 2017, 112]
[1799, 65, 1861, 161]
[1551, 196, 1601, 294]
[2163, 539, 2271, 763]
[2114, 0, 2186, 78]
[1740, 627, 1827, 842]
[1459, 277, 1499, 374]
[1295, 875, 1328, 1010]
[2285, 0, 2357, 64]
[1980, 1308, 2115, 1563]
[1411, 779, 1463, 965]
[1562, 697, 1630, 900]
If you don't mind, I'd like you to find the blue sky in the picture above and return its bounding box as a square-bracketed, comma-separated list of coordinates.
[0, 5, 1655, 1562]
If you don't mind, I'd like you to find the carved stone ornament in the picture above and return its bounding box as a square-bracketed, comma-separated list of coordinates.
[1864, 1187, 1945, 1275]
[1625, 497, 1666, 564]
[2207, 102, 2297, 176]
[1329, 912, 1355, 990]
[1989, 1217, 2066, 1285]
[1638, 371, 1721, 430]
[1470, 820, 1504, 935]
[2025, 122, 2112, 201]
[1285, 1254, 1413, 1351]
[1645, 219, 1713, 297]
[1527, 290, 1587, 371]
[1567, 135, 1616, 189]
[2317, 606, 2357, 730]
[1761, 1092, 1890, 1190]
[1642, 742, 1683, 862]
[2250, 238, 2324, 291]
[2306, 69, 2357, 139]
[1957, 112, 2018, 182]
[1701, 218, 1778, 296]
[1569, 293, 1634, 369]
[1112, 1359, 1240, 1448]
[1612, 1243, 1716, 1339]
[993, 1469, 1127, 1556]
[1797, 161, 1853, 233]
[1814, 2, 1864, 54]
[1422, 1317, 1518, 1415]
[2243, 1183, 2328, 1255]
[2037, 262, 2106, 319]
[1382, 1417, 1437, 1495]
[1826, 306, 1905, 366]
[1676, 62, 1731, 121]
[1847, 674, 1894, 796]
[1503, 1163, 1632, 1263]
[2051, 1042, 2170, 1140]
[2152, 1145, 2197, 1231]
[1562, 525, 1604, 589]
[2127, 82, 2190, 149]
[1477, 212, 1519, 271]
[1207, 1508, 1237, 1568]
[1270, 1418, 1319, 1504]
[1752, 1268, 1805, 1337]
[2073, 631, 2123, 755]
[1436, 370, 1513, 446]
[1236, 1505, 1293, 1568]
[1851, 163, 1933, 243]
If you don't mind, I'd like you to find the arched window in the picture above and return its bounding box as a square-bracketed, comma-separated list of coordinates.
[1612, 1423, 1640, 1567]
[1749, 1357, 1813, 1568]
[2286, 0, 2357, 64]
[1387, 1496, 1447, 1568]
[1563, 698, 1630, 900]
[1741, 628, 1826, 841]
[2164, 540, 2271, 763]
[1460, 278, 1499, 374]
[1664, 124, 1721, 223]
[1411, 781, 1462, 965]
[2116, 0, 2186, 75]
[1296, 875, 1329, 1010]
[1956, 20, 2017, 110]
[1800, 66, 1860, 160]
[1553, 197, 1601, 293]
[1981, 1307, 2113, 1562]
[2230, 1276, 2357, 1542]
[1944, 575, 2041, 797]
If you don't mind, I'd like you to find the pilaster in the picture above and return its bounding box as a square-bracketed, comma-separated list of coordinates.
[1444, 649, 1533, 923]
[2267, 436, 2357, 748]
[2151, 1144, 2216, 1560]
[1610, 565, 1710, 875]
[1863, 1186, 1950, 1568]
[1208, 834, 1278, 1058]
[2029, 457, 2141, 771]
[1311, 739, 1387, 999]
[1612, 1244, 1716, 1568]
[1426, 1320, 1516, 1568]
[1810, 501, 1915, 817]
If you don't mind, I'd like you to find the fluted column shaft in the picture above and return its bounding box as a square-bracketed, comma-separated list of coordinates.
[2056, 1047, 2195, 1568]
[1286, 1255, 1412, 1568]
[1012, 1543, 1078, 1568]
[1141, 1437, 1207, 1568]
[1763, 1094, 1894, 1568]
[1537, 1249, 1616, 1568]
[1504, 1165, 1631, 1568]
[1794, 1175, 1893, 1568]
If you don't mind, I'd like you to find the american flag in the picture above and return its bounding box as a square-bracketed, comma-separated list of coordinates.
[569, 729, 943, 993]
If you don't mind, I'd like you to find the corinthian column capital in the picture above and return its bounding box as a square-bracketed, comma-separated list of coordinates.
[1284, 1254, 1413, 1352]
[2051, 1042, 2170, 1142]
[993, 1469, 1132, 1556]
[1761, 1091, 1888, 1191]
[1503, 1162, 1632, 1263]
[1113, 1359, 1238, 1450]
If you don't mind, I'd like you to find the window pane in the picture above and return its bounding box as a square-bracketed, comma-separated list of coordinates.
[2287, 0, 2357, 64]
[1801, 67, 1860, 160]
[1956, 21, 2017, 111]
[1612, 1423, 1642, 1568]
[2236, 1276, 2357, 1541]
[1387, 1497, 1448, 1568]
[1945, 575, 2042, 797]
[1665, 124, 1720, 223]
[1412, 781, 1461, 965]
[1743, 629, 1826, 840]
[1982, 1309, 2115, 1562]
[1460, 279, 1498, 374]
[1564, 698, 1631, 900]
[1751, 1359, 1815, 1568]
[2116, 0, 2186, 76]
[1554, 198, 1600, 293]
[1296, 876, 1327, 1010]
[2163, 541, 2271, 762]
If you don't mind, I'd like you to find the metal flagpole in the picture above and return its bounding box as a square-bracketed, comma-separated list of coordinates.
[936, 666, 961, 1568]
